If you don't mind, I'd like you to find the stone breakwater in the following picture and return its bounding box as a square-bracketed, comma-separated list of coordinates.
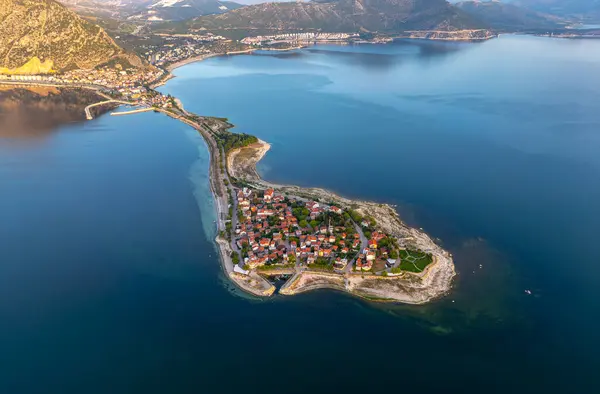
[226, 141, 456, 304]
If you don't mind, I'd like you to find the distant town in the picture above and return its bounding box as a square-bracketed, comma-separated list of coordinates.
[241, 32, 359, 46]
[139, 33, 231, 68]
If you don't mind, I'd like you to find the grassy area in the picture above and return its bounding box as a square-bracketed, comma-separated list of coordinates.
[399, 250, 433, 273]
[215, 131, 258, 154]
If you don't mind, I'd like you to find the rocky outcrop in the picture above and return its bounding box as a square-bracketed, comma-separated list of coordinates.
[0, 0, 133, 73]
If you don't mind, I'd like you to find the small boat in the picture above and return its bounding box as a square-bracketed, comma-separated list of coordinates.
[524, 289, 532, 295]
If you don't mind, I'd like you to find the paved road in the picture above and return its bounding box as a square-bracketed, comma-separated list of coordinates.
[344, 221, 368, 273]
[221, 147, 245, 268]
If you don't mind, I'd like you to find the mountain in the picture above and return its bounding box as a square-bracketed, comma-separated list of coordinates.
[182, 0, 484, 35]
[480, 0, 600, 22]
[128, 0, 243, 22]
[0, 0, 139, 73]
[456, 1, 560, 30]
[59, 0, 243, 21]
[509, 0, 600, 19]
[58, 0, 153, 18]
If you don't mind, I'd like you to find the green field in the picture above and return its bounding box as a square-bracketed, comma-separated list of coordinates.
[399, 250, 433, 273]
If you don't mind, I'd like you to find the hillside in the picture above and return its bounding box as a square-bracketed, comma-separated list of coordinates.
[59, 0, 242, 21]
[181, 0, 485, 35]
[128, 0, 243, 22]
[509, 0, 600, 20]
[456, 1, 560, 30]
[0, 0, 139, 73]
[58, 0, 152, 18]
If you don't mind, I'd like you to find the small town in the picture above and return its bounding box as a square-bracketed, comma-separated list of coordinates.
[227, 186, 430, 275]
[241, 32, 359, 47]
[0, 64, 166, 99]
[141, 33, 229, 68]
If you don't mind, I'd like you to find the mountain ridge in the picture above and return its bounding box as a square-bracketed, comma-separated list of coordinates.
[178, 0, 486, 36]
[0, 0, 141, 73]
[456, 1, 561, 30]
[59, 0, 243, 21]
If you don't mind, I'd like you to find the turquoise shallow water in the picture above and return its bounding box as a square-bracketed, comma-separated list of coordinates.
[1, 35, 600, 393]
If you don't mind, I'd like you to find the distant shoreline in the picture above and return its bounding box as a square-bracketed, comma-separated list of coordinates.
[154, 31, 496, 84]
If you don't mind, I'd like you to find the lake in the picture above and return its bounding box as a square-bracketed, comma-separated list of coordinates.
[1, 35, 599, 393]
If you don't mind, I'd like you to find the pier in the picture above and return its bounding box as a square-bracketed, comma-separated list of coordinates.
[84, 99, 137, 120]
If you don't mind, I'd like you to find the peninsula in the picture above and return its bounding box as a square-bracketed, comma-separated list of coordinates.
[151, 103, 456, 304]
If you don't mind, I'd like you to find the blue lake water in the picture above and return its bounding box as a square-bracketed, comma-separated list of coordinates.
[1, 35, 600, 393]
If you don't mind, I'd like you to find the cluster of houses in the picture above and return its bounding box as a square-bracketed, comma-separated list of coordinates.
[62, 67, 164, 93]
[355, 231, 389, 271]
[0, 66, 164, 97]
[231, 187, 396, 273]
[241, 32, 359, 46]
[143, 34, 227, 68]
[233, 187, 361, 270]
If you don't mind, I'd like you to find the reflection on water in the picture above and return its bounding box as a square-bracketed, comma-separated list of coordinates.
[0, 88, 104, 139]
[0, 103, 86, 139]
[304, 40, 474, 70]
